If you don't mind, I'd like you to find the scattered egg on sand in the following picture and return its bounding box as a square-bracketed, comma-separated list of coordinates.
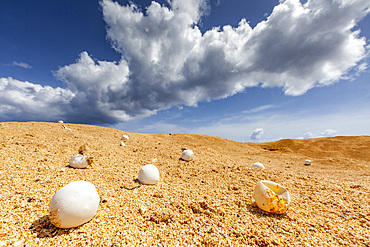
[138, 164, 160, 185]
[253, 180, 290, 214]
[181, 149, 194, 161]
[120, 141, 126, 147]
[252, 162, 265, 169]
[58, 120, 64, 123]
[61, 124, 72, 130]
[49, 181, 100, 228]
[121, 134, 129, 141]
[69, 154, 91, 168]
[304, 160, 311, 166]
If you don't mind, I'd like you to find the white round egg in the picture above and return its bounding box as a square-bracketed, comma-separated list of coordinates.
[49, 181, 100, 228]
[138, 164, 160, 185]
[253, 180, 290, 214]
[181, 149, 194, 161]
[121, 134, 129, 141]
[252, 162, 265, 169]
[69, 154, 89, 168]
[304, 159, 311, 166]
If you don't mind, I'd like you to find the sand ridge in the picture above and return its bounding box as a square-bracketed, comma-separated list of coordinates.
[0, 122, 369, 246]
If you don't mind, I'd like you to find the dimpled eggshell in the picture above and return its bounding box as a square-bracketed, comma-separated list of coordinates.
[69, 154, 88, 168]
[49, 181, 100, 228]
[138, 164, 160, 185]
[181, 149, 194, 161]
[253, 180, 290, 214]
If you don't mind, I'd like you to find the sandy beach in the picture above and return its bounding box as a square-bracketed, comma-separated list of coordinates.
[0, 122, 369, 246]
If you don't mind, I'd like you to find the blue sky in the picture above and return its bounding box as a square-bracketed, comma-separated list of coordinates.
[1, 0, 370, 142]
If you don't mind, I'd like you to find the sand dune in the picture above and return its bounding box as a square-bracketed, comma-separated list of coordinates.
[0, 122, 369, 246]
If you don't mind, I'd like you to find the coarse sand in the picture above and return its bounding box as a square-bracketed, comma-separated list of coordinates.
[0, 122, 369, 246]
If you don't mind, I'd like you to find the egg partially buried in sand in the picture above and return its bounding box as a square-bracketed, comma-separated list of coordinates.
[69, 154, 91, 168]
[49, 181, 100, 228]
[252, 162, 265, 169]
[253, 180, 290, 214]
[138, 164, 160, 185]
[181, 149, 194, 161]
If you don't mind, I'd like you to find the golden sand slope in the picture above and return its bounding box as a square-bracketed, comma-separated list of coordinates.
[0, 122, 369, 246]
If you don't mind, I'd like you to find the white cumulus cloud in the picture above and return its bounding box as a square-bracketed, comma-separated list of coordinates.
[250, 128, 265, 141]
[0, 77, 74, 121]
[0, 0, 369, 124]
[320, 129, 338, 137]
[302, 128, 338, 139]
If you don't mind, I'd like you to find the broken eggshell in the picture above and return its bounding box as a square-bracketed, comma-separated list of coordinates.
[181, 149, 194, 161]
[49, 181, 100, 228]
[252, 162, 265, 169]
[253, 180, 290, 214]
[138, 164, 160, 185]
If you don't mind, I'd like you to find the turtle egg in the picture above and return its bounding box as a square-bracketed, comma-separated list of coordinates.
[49, 181, 100, 228]
[138, 164, 160, 185]
[252, 162, 265, 169]
[253, 180, 290, 214]
[69, 154, 89, 168]
[121, 134, 129, 141]
[181, 149, 194, 161]
[304, 160, 311, 166]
